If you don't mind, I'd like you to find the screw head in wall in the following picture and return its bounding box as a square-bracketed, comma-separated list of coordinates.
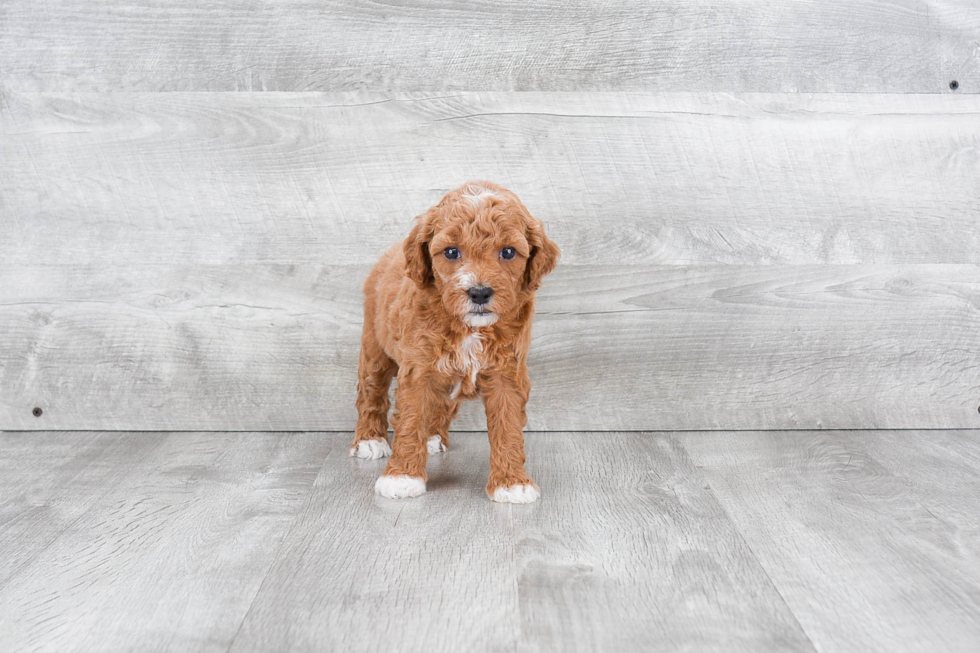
[950, 80, 959, 90]
[32, 407, 43, 417]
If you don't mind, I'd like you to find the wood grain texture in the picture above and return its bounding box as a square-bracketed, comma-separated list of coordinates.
[680, 430, 980, 653]
[3, 91, 980, 267]
[5, 430, 980, 652]
[847, 431, 980, 565]
[227, 431, 813, 653]
[1, 0, 977, 93]
[2, 263, 978, 431]
[0, 431, 331, 652]
[3, 93, 978, 431]
[513, 433, 814, 652]
[0, 431, 163, 587]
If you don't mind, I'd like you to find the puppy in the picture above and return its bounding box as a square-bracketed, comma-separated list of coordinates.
[350, 181, 559, 503]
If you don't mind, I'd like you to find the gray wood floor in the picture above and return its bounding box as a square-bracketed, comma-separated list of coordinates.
[1, 430, 979, 652]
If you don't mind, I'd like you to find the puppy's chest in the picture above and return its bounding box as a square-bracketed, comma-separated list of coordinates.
[437, 332, 486, 400]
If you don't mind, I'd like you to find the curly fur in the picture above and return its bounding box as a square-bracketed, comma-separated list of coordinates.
[351, 181, 559, 501]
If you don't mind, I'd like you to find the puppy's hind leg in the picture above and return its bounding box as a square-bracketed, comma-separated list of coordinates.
[351, 330, 397, 460]
[427, 402, 458, 454]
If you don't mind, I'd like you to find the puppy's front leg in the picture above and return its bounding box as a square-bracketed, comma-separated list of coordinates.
[482, 364, 540, 504]
[374, 372, 441, 499]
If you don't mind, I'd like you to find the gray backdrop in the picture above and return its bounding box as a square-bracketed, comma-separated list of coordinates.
[2, 0, 978, 431]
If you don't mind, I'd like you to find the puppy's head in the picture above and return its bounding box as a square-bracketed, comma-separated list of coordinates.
[405, 181, 559, 328]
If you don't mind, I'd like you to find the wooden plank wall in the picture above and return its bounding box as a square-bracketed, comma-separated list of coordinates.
[1, 1, 979, 431]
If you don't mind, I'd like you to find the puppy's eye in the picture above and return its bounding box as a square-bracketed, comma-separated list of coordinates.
[500, 247, 517, 260]
[444, 247, 461, 261]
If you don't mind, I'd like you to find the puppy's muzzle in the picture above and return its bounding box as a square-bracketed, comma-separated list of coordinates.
[467, 286, 494, 306]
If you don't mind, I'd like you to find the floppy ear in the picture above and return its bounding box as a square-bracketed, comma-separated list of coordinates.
[404, 210, 435, 287]
[524, 216, 560, 291]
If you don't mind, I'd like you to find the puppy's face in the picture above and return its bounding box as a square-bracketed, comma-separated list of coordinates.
[405, 182, 559, 328]
[428, 210, 529, 328]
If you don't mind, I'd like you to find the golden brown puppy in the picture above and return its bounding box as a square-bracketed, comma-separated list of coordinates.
[350, 181, 559, 503]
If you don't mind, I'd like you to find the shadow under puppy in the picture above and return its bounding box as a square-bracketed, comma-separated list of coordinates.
[350, 181, 560, 503]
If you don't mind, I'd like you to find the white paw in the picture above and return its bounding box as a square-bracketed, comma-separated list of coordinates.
[349, 439, 391, 460]
[427, 435, 447, 454]
[490, 484, 540, 504]
[375, 475, 426, 499]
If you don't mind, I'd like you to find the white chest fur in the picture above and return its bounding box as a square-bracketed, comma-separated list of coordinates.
[438, 332, 484, 399]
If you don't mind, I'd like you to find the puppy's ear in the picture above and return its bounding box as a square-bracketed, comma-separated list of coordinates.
[524, 216, 560, 291]
[404, 210, 435, 287]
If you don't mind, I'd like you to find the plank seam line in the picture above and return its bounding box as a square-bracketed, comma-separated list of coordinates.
[676, 434, 819, 651]
[223, 441, 335, 653]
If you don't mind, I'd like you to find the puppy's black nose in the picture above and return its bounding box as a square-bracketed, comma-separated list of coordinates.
[468, 286, 494, 305]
